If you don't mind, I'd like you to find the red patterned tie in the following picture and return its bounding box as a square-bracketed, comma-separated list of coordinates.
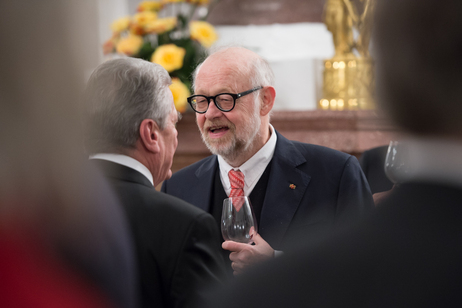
[228, 169, 245, 211]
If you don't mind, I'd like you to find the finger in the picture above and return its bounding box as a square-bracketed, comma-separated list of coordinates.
[249, 226, 256, 237]
[231, 261, 245, 273]
[251, 232, 264, 245]
[222, 240, 250, 252]
[229, 251, 239, 262]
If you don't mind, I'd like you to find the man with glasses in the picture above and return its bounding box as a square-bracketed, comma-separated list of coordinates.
[162, 46, 374, 276]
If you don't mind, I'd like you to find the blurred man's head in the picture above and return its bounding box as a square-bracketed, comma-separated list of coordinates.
[191, 47, 276, 167]
[0, 1, 97, 224]
[375, 0, 462, 138]
[84, 58, 178, 184]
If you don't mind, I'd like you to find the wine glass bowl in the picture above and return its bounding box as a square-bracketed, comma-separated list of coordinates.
[384, 141, 410, 184]
[221, 196, 257, 244]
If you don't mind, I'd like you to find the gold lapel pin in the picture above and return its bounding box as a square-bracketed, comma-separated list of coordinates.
[289, 184, 296, 190]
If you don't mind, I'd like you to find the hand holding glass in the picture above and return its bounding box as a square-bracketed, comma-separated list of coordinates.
[221, 196, 258, 244]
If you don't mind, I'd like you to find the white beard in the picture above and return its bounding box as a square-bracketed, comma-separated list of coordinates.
[200, 106, 261, 161]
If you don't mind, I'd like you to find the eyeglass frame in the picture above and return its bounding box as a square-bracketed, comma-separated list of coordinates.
[187, 86, 263, 114]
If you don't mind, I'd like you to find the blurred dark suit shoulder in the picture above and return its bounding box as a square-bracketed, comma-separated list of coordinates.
[93, 159, 227, 308]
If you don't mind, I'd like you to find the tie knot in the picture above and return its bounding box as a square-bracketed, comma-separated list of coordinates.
[229, 169, 244, 190]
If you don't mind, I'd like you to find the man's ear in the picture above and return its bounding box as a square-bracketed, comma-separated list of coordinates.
[260, 86, 276, 116]
[139, 119, 160, 154]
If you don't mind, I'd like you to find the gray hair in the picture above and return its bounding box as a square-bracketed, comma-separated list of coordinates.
[192, 46, 275, 95]
[83, 57, 172, 154]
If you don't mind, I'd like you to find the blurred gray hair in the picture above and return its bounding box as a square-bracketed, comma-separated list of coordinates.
[84, 57, 172, 154]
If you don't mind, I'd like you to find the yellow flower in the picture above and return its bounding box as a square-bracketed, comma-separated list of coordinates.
[137, 1, 163, 12]
[133, 11, 158, 27]
[130, 11, 158, 35]
[144, 17, 177, 34]
[169, 78, 190, 113]
[151, 44, 186, 72]
[116, 35, 144, 56]
[189, 21, 218, 48]
[111, 16, 131, 33]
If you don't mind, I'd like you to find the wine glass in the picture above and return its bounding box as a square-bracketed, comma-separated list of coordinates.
[384, 141, 411, 184]
[221, 196, 258, 244]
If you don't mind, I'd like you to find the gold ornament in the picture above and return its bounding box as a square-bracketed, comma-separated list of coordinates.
[320, 0, 375, 110]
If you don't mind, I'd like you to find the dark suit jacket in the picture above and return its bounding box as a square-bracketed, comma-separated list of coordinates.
[93, 160, 227, 308]
[162, 131, 374, 251]
[209, 181, 462, 307]
[359, 145, 394, 194]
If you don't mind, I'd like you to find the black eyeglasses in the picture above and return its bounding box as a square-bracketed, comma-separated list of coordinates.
[187, 86, 263, 114]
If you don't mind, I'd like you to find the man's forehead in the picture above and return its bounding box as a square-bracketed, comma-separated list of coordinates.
[195, 63, 249, 93]
[198, 61, 235, 78]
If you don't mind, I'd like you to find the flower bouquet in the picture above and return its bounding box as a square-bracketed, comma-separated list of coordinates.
[103, 0, 219, 113]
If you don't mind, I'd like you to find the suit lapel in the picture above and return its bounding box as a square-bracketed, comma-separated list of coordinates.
[259, 132, 311, 248]
[187, 155, 218, 212]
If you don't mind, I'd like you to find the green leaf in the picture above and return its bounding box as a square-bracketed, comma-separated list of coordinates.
[158, 32, 172, 46]
[177, 14, 188, 30]
[137, 41, 155, 61]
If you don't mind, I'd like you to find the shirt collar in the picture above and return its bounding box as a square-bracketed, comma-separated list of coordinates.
[89, 153, 154, 186]
[218, 124, 277, 196]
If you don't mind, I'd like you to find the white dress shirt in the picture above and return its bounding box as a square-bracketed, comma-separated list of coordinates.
[218, 124, 277, 196]
[89, 153, 154, 186]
